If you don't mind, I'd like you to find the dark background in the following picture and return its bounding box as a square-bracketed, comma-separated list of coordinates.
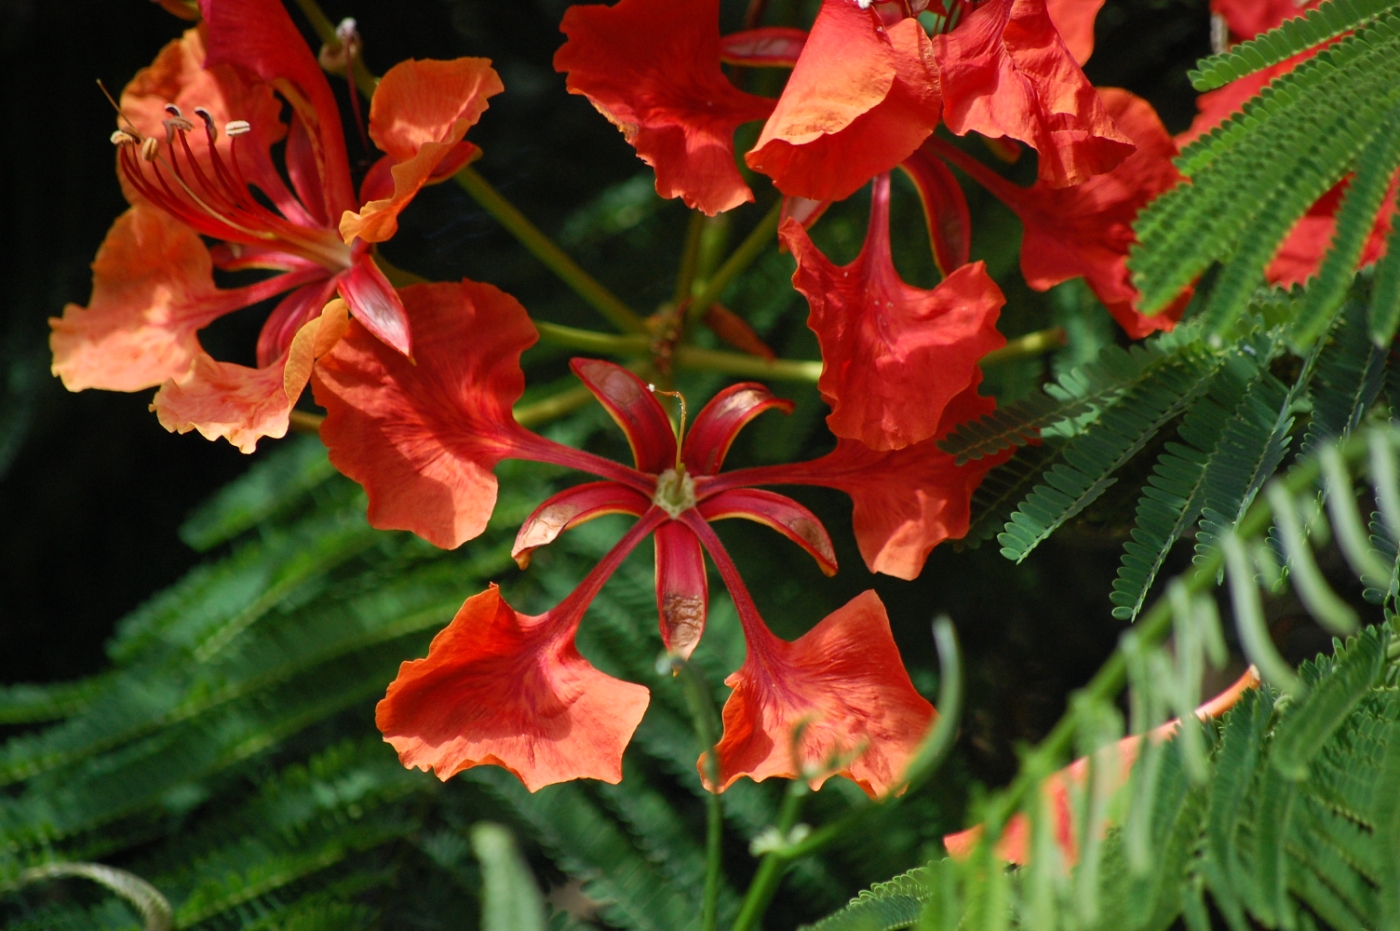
[0, 0, 1216, 780]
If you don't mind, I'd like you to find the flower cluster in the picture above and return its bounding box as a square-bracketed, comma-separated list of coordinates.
[51, 0, 1246, 796]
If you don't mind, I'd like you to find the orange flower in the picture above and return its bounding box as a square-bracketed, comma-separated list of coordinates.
[50, 0, 501, 451]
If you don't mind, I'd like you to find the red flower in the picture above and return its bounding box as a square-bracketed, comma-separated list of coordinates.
[745, 0, 942, 202]
[782, 173, 1004, 451]
[933, 0, 1133, 188]
[313, 281, 1009, 793]
[931, 89, 1189, 338]
[49, 0, 501, 451]
[554, 0, 776, 216]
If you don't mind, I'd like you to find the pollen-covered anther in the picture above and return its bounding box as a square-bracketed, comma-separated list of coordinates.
[192, 107, 218, 142]
[110, 129, 140, 147]
[140, 136, 160, 161]
[652, 468, 697, 518]
[224, 120, 252, 137]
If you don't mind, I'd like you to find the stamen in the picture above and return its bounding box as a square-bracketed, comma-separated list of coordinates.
[224, 120, 251, 137]
[163, 103, 185, 119]
[110, 129, 139, 146]
[649, 385, 689, 471]
[140, 137, 160, 161]
[193, 107, 218, 143]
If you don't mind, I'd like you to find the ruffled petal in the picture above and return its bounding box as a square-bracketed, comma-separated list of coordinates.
[654, 521, 709, 659]
[377, 584, 651, 791]
[569, 359, 678, 474]
[151, 296, 348, 453]
[747, 5, 941, 201]
[311, 280, 539, 549]
[696, 488, 838, 576]
[682, 382, 795, 476]
[339, 58, 504, 244]
[932, 89, 1187, 338]
[709, 590, 935, 798]
[555, 0, 777, 215]
[784, 174, 1005, 451]
[934, 0, 1133, 188]
[199, 0, 357, 218]
[513, 481, 652, 568]
[1044, 0, 1105, 65]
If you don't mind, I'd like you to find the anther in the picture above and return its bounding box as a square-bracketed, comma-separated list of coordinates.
[193, 107, 218, 142]
[110, 129, 139, 146]
[225, 120, 251, 137]
[140, 137, 160, 161]
[163, 103, 185, 119]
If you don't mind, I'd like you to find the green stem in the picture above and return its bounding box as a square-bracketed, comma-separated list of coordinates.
[730, 785, 808, 931]
[980, 327, 1067, 367]
[290, 0, 377, 98]
[454, 167, 650, 335]
[676, 661, 725, 931]
[675, 211, 708, 307]
[535, 321, 650, 356]
[514, 385, 596, 429]
[688, 200, 783, 324]
[675, 347, 823, 382]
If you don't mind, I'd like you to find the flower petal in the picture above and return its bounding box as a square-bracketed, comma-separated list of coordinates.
[654, 521, 709, 660]
[555, 0, 777, 215]
[696, 488, 837, 576]
[338, 252, 413, 358]
[719, 27, 808, 67]
[513, 481, 652, 568]
[784, 174, 1006, 451]
[151, 296, 347, 454]
[340, 58, 504, 244]
[709, 590, 935, 798]
[1044, 0, 1105, 65]
[570, 359, 678, 474]
[311, 280, 538, 549]
[747, 5, 941, 201]
[199, 0, 357, 218]
[934, 0, 1133, 188]
[682, 382, 795, 476]
[931, 89, 1187, 338]
[50, 205, 323, 392]
[377, 584, 651, 791]
[899, 145, 972, 276]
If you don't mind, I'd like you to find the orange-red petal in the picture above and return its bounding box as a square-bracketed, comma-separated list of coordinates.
[654, 521, 709, 660]
[1044, 0, 1105, 65]
[934, 0, 1133, 188]
[340, 58, 504, 244]
[682, 382, 795, 476]
[708, 590, 935, 798]
[377, 583, 651, 791]
[747, 4, 940, 201]
[784, 174, 1005, 451]
[311, 280, 538, 548]
[151, 296, 348, 453]
[555, 0, 776, 215]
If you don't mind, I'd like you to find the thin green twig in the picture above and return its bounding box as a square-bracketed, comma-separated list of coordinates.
[676, 660, 726, 931]
[688, 200, 783, 323]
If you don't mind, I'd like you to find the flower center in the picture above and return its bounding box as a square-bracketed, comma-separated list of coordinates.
[111, 104, 351, 271]
[652, 467, 697, 518]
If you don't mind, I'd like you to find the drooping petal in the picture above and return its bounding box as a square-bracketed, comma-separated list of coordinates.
[555, 0, 777, 215]
[50, 205, 324, 392]
[719, 27, 808, 67]
[654, 521, 709, 659]
[747, 3, 941, 201]
[708, 590, 935, 797]
[338, 250, 413, 357]
[339, 58, 504, 244]
[682, 382, 795, 476]
[570, 359, 678, 474]
[1044, 0, 1105, 65]
[696, 488, 838, 576]
[199, 0, 357, 218]
[934, 0, 1133, 188]
[1212, 0, 1316, 45]
[783, 173, 1005, 451]
[713, 380, 1009, 579]
[931, 89, 1188, 338]
[513, 481, 652, 568]
[311, 280, 539, 549]
[944, 667, 1260, 864]
[378, 584, 651, 791]
[151, 294, 348, 453]
[899, 145, 972, 276]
